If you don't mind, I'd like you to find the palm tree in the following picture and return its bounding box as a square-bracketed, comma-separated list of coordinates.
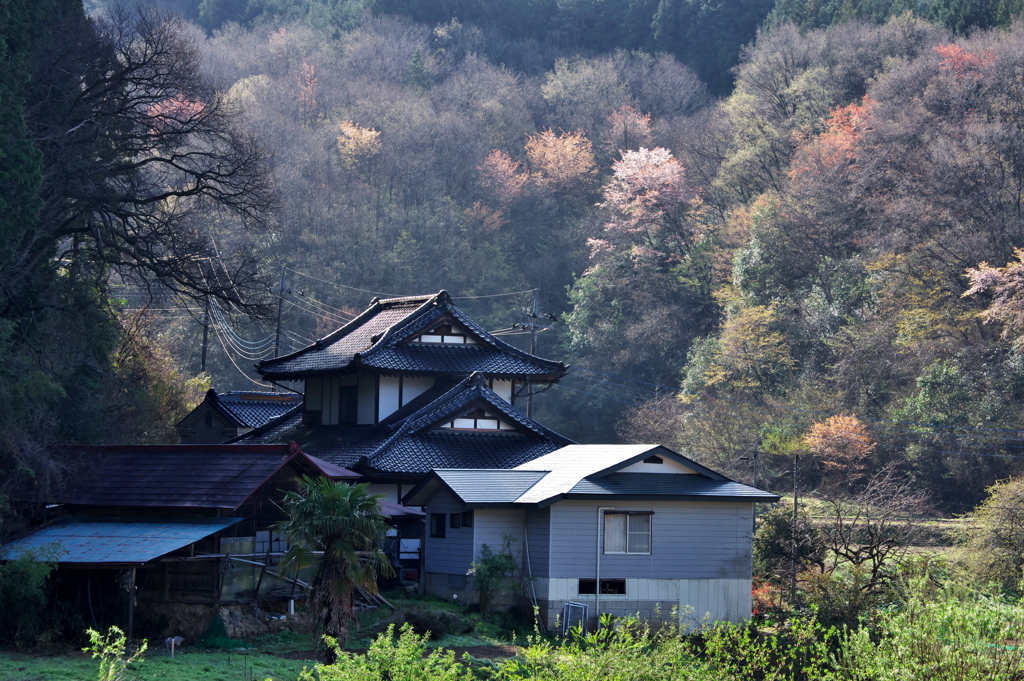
[277, 477, 394, 649]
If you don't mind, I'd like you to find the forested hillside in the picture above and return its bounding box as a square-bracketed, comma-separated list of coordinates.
[5, 0, 1024, 533]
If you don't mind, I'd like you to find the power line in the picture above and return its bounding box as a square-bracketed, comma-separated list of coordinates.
[284, 268, 400, 298]
[453, 289, 537, 300]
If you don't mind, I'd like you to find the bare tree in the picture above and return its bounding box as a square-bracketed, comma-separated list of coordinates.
[819, 464, 930, 590]
[6, 4, 275, 314]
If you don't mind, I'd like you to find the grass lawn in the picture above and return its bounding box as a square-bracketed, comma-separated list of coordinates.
[0, 648, 315, 681]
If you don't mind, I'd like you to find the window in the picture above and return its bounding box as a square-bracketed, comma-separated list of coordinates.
[449, 513, 462, 529]
[439, 408, 503, 430]
[643, 455, 663, 464]
[604, 511, 652, 554]
[461, 511, 474, 527]
[430, 513, 446, 538]
[578, 578, 627, 595]
[413, 323, 476, 345]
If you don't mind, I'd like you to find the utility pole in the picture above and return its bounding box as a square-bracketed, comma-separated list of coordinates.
[527, 289, 539, 418]
[518, 289, 558, 418]
[274, 268, 286, 359]
[790, 453, 799, 606]
[201, 296, 210, 373]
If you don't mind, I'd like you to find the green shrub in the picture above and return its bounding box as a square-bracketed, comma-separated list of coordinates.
[496, 615, 708, 681]
[827, 580, 1024, 681]
[301, 623, 474, 681]
[0, 546, 58, 646]
[698, 614, 835, 681]
[84, 626, 147, 681]
[369, 606, 473, 640]
[470, 535, 519, 614]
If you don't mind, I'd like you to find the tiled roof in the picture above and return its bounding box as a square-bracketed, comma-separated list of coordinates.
[568, 473, 779, 500]
[258, 291, 566, 380]
[53, 445, 335, 510]
[211, 390, 303, 428]
[233, 373, 572, 477]
[364, 431, 562, 476]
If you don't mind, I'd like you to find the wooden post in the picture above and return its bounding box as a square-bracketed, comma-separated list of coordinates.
[127, 567, 137, 645]
[253, 550, 271, 605]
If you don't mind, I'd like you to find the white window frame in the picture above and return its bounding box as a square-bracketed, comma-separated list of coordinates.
[603, 511, 653, 555]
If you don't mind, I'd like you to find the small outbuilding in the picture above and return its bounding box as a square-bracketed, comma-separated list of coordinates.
[403, 444, 779, 631]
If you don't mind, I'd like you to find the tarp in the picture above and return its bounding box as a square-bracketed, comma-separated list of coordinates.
[0, 516, 242, 566]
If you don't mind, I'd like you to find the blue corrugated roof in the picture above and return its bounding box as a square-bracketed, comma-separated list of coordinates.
[0, 516, 242, 565]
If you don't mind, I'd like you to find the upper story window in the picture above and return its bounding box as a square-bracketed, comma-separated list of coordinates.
[438, 407, 511, 431]
[412, 323, 478, 345]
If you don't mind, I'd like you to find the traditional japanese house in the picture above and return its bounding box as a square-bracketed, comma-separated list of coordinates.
[175, 389, 302, 444]
[242, 291, 572, 505]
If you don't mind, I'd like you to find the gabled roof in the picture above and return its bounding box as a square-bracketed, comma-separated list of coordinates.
[404, 469, 549, 506]
[361, 374, 573, 476]
[232, 374, 574, 477]
[0, 516, 242, 566]
[53, 444, 355, 510]
[403, 445, 780, 507]
[257, 291, 566, 381]
[203, 389, 303, 429]
[512, 444, 724, 504]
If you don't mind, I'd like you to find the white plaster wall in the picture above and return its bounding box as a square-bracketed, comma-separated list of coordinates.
[379, 376, 400, 419]
[402, 376, 434, 406]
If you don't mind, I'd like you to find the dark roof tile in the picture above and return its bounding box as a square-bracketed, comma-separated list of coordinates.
[258, 292, 565, 380]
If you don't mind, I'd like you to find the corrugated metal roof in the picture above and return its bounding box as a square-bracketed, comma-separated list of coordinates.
[568, 473, 780, 500]
[0, 516, 241, 565]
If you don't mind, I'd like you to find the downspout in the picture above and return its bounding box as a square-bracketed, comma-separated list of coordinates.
[596, 506, 613, 630]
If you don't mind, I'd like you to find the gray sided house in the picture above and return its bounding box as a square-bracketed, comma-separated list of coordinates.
[403, 445, 779, 630]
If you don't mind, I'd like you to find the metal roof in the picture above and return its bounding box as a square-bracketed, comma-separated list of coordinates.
[512, 445, 674, 504]
[405, 445, 780, 507]
[0, 516, 241, 566]
[405, 469, 549, 505]
[568, 473, 780, 501]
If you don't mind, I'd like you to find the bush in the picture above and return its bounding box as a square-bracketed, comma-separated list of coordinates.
[496, 615, 709, 681]
[957, 475, 1024, 593]
[0, 546, 58, 646]
[301, 623, 474, 681]
[84, 626, 147, 681]
[369, 606, 473, 640]
[698, 614, 835, 681]
[470, 535, 519, 614]
[828, 580, 1024, 680]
